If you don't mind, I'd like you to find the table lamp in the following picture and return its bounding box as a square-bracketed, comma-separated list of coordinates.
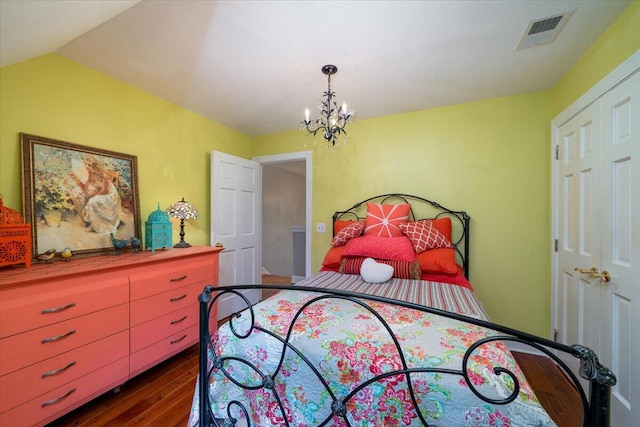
[166, 197, 199, 248]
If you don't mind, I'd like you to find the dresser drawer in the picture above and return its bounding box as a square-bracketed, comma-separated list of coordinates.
[130, 304, 198, 353]
[0, 275, 128, 339]
[129, 256, 215, 301]
[0, 357, 128, 427]
[0, 330, 129, 414]
[0, 304, 128, 375]
[130, 282, 204, 327]
[130, 323, 198, 377]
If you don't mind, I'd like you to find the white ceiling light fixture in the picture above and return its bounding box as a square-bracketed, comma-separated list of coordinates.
[516, 10, 574, 50]
[302, 65, 355, 148]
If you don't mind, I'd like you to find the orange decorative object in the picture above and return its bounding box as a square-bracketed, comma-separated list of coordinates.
[0, 195, 32, 268]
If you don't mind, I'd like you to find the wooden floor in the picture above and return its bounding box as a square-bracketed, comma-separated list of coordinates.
[47, 275, 581, 427]
[512, 351, 582, 427]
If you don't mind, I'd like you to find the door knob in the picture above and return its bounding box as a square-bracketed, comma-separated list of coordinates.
[574, 267, 611, 283]
[594, 269, 611, 283]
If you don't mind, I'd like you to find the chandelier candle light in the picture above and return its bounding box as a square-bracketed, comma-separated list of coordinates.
[302, 64, 354, 147]
[166, 197, 199, 248]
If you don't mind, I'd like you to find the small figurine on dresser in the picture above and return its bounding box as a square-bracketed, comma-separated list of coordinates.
[129, 236, 142, 253]
[36, 248, 57, 263]
[110, 233, 131, 255]
[61, 247, 73, 261]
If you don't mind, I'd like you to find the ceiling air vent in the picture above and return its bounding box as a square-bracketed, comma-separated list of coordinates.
[516, 10, 574, 50]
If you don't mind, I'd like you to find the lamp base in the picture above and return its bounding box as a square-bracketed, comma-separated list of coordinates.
[173, 241, 192, 248]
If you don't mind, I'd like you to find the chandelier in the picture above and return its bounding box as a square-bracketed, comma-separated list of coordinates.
[302, 65, 354, 147]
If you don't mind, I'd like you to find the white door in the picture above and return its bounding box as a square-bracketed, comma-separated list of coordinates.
[211, 151, 261, 320]
[554, 70, 639, 426]
[556, 101, 602, 353]
[598, 71, 639, 427]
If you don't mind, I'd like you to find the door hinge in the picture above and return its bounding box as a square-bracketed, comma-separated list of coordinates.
[555, 145, 559, 160]
[554, 239, 558, 252]
[553, 329, 558, 342]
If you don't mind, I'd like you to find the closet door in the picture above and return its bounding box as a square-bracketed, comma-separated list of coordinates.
[554, 70, 639, 427]
[556, 102, 602, 352]
[598, 71, 639, 427]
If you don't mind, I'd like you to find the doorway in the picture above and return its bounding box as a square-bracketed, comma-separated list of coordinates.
[253, 152, 312, 281]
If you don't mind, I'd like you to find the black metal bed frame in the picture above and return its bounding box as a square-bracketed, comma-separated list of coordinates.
[196, 194, 615, 426]
[198, 285, 616, 427]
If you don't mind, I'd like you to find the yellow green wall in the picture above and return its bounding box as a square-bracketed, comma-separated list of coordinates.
[0, 54, 252, 246]
[551, 1, 640, 116]
[254, 92, 552, 335]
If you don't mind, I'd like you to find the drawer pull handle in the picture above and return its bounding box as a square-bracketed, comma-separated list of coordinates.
[171, 315, 188, 325]
[170, 275, 187, 282]
[170, 334, 187, 345]
[41, 302, 76, 314]
[42, 361, 76, 378]
[42, 329, 76, 344]
[41, 388, 76, 408]
[170, 294, 187, 302]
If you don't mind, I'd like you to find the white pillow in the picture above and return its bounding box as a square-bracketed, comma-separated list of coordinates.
[360, 257, 394, 283]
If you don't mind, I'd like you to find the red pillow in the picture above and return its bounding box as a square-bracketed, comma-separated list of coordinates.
[331, 221, 365, 246]
[342, 236, 416, 262]
[364, 203, 411, 238]
[399, 220, 452, 254]
[334, 220, 364, 234]
[322, 245, 345, 268]
[420, 265, 472, 289]
[340, 257, 421, 280]
[431, 217, 452, 242]
[416, 248, 458, 275]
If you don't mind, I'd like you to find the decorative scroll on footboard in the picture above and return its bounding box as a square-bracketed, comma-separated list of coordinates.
[197, 285, 616, 427]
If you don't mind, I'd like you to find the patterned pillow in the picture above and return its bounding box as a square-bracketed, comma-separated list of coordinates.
[340, 257, 421, 280]
[399, 219, 452, 254]
[364, 203, 411, 237]
[331, 221, 365, 246]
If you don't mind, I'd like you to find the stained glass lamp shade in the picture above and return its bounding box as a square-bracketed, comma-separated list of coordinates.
[166, 197, 199, 248]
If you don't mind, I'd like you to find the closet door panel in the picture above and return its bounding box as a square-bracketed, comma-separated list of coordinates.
[598, 71, 639, 427]
[556, 103, 601, 350]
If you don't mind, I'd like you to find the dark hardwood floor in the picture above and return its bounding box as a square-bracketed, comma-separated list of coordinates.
[46, 344, 198, 427]
[47, 275, 581, 427]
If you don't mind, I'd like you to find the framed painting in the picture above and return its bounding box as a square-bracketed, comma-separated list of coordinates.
[20, 133, 141, 259]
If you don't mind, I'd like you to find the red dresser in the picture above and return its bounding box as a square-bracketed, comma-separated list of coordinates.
[0, 246, 220, 427]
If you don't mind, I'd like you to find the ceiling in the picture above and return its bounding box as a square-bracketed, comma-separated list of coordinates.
[0, 0, 632, 137]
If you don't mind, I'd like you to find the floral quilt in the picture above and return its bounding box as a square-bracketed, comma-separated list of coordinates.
[188, 287, 555, 426]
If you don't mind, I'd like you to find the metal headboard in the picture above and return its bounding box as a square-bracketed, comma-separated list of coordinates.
[332, 193, 471, 279]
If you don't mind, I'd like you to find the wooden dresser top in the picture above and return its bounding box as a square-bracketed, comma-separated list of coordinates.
[0, 246, 222, 290]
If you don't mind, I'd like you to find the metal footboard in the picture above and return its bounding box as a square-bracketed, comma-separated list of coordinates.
[198, 284, 616, 427]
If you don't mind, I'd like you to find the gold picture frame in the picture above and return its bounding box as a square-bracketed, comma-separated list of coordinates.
[20, 133, 141, 259]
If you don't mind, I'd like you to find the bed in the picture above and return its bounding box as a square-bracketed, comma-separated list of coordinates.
[190, 194, 616, 427]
